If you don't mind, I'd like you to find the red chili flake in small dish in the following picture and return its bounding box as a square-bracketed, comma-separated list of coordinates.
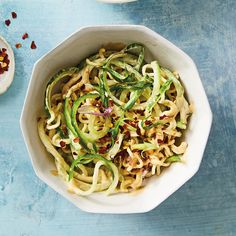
[15, 43, 22, 49]
[73, 137, 80, 143]
[0, 48, 10, 75]
[30, 41, 37, 49]
[22, 33, 29, 40]
[5, 19, 11, 26]
[11, 12, 17, 19]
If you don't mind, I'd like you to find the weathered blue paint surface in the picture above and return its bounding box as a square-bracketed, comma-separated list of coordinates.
[0, 0, 235, 235]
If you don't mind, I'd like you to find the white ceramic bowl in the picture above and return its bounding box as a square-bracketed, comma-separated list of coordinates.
[20, 25, 212, 214]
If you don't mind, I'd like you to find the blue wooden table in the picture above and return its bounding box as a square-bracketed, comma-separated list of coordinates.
[0, 0, 236, 235]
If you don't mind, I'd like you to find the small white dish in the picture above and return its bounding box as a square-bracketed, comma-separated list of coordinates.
[0, 35, 15, 95]
[20, 25, 212, 214]
[98, 0, 137, 3]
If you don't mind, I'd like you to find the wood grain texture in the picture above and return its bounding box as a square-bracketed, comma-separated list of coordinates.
[0, 0, 235, 235]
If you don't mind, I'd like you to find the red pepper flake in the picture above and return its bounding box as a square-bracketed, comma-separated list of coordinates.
[160, 115, 167, 120]
[124, 131, 130, 139]
[144, 120, 152, 126]
[133, 149, 140, 154]
[73, 137, 80, 143]
[59, 141, 66, 148]
[22, 33, 29, 40]
[115, 149, 128, 159]
[157, 139, 164, 144]
[158, 135, 168, 144]
[136, 109, 145, 115]
[15, 43, 22, 49]
[72, 152, 77, 156]
[163, 136, 168, 143]
[5, 19, 11, 26]
[120, 125, 124, 133]
[126, 120, 137, 128]
[93, 100, 102, 107]
[137, 127, 141, 136]
[109, 100, 114, 106]
[30, 41, 37, 49]
[11, 12, 17, 19]
[4, 58, 10, 65]
[98, 146, 108, 154]
[80, 84, 85, 91]
[99, 133, 111, 143]
[122, 124, 128, 130]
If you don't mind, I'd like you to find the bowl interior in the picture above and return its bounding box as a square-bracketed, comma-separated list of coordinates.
[21, 26, 212, 213]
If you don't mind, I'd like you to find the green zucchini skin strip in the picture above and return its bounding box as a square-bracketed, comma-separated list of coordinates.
[99, 70, 109, 107]
[124, 43, 145, 72]
[99, 70, 124, 106]
[135, 46, 144, 71]
[68, 153, 119, 195]
[56, 127, 67, 139]
[64, 98, 83, 152]
[162, 68, 183, 96]
[104, 67, 129, 83]
[145, 61, 161, 115]
[159, 78, 173, 95]
[123, 89, 143, 111]
[64, 98, 78, 137]
[70, 93, 100, 150]
[132, 142, 158, 151]
[166, 155, 182, 163]
[110, 114, 124, 146]
[69, 153, 115, 180]
[142, 77, 173, 129]
[141, 120, 164, 130]
[110, 80, 152, 92]
[145, 64, 174, 116]
[176, 121, 186, 129]
[45, 67, 79, 118]
[111, 60, 143, 80]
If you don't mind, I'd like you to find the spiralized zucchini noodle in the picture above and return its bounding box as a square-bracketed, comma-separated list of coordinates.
[37, 43, 192, 195]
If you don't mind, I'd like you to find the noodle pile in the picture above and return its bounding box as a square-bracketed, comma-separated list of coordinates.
[37, 43, 192, 195]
